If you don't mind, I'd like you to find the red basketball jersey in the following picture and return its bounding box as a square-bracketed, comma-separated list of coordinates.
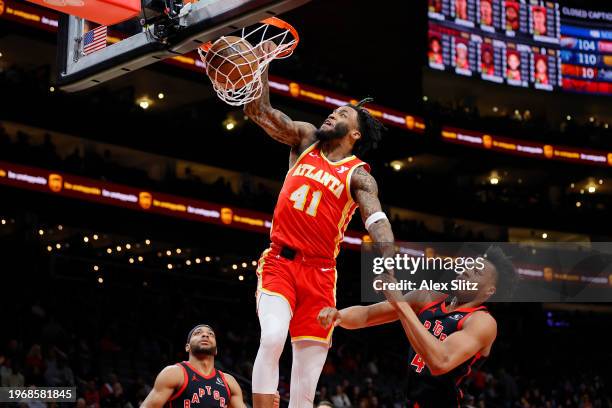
[270, 142, 370, 260]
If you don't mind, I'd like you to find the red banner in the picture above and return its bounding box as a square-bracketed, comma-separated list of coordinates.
[0, 161, 367, 250]
[441, 127, 612, 167]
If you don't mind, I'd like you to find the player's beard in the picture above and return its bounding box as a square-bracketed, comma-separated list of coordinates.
[190, 343, 217, 357]
[315, 123, 349, 142]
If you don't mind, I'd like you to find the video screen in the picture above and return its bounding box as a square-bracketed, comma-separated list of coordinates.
[427, 0, 611, 96]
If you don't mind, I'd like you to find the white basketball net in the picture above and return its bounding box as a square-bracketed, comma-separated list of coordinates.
[197, 18, 298, 106]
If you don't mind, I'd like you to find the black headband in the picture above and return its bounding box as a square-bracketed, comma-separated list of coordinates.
[186, 324, 214, 343]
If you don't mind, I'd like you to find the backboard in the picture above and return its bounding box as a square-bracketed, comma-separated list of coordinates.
[56, 0, 309, 92]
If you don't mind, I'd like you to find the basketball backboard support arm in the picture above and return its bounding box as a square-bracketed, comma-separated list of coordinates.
[56, 0, 310, 92]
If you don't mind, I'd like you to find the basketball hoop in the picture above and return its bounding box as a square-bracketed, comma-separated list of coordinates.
[197, 17, 299, 106]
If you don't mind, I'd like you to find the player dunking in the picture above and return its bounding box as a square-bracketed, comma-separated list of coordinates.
[319, 246, 519, 407]
[244, 42, 395, 408]
[141, 325, 279, 408]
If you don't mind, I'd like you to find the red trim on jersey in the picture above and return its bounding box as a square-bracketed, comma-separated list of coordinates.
[417, 295, 448, 315]
[218, 370, 232, 400]
[455, 352, 482, 386]
[440, 301, 487, 315]
[456, 308, 488, 330]
[168, 363, 188, 402]
[184, 361, 217, 380]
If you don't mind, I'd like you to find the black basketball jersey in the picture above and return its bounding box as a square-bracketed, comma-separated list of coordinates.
[406, 296, 489, 408]
[166, 362, 231, 408]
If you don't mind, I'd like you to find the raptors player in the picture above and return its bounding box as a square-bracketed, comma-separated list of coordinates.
[318, 246, 518, 407]
[141, 325, 279, 408]
[244, 43, 395, 408]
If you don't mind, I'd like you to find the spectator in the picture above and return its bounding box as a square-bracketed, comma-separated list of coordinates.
[331, 384, 351, 407]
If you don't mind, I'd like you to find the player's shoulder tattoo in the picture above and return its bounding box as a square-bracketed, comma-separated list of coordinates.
[351, 166, 378, 194]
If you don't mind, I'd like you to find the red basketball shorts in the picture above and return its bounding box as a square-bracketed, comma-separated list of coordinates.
[255, 244, 337, 345]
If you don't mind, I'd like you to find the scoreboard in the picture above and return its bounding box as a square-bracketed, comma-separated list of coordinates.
[427, 0, 611, 96]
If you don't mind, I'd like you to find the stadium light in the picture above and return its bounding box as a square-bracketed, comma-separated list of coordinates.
[97, 277, 104, 284]
[242, 262, 247, 268]
[598, 179, 603, 185]
[566, 115, 572, 121]
[186, 260, 192, 266]
[93, 234, 99, 240]
[166, 250, 172, 256]
[137, 97, 152, 110]
[1, 219, 5, 225]
[93, 265, 99, 271]
[195, 258, 202, 264]
[232, 264, 238, 270]
[49, 86, 55, 93]
[490, 177, 499, 185]
[145, 239, 151, 245]
[138, 256, 144, 262]
[390, 160, 403, 171]
[38, 229, 44, 236]
[129, 258, 135, 264]
[158, 92, 165, 99]
[176, 248, 182, 254]
[239, 275, 244, 281]
[576, 201, 582, 208]
[83, 236, 89, 243]
[47, 246, 52, 252]
[588, 185, 596, 193]
[0, 52, 3, 58]
[55, 243, 61, 249]
[125, 244, 131, 249]
[167, 264, 173, 270]
[542, 233, 548, 239]
[205, 256, 211, 262]
[116, 246, 122, 252]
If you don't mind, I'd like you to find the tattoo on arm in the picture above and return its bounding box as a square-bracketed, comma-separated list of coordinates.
[244, 69, 315, 147]
[352, 167, 395, 259]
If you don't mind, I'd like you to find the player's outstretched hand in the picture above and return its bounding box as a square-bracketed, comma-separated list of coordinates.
[378, 272, 404, 304]
[318, 307, 341, 329]
[273, 391, 280, 408]
[255, 40, 278, 59]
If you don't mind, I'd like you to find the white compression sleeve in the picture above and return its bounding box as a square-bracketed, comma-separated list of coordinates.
[288, 341, 329, 408]
[252, 293, 292, 394]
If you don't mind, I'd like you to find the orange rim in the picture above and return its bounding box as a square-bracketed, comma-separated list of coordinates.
[198, 17, 299, 58]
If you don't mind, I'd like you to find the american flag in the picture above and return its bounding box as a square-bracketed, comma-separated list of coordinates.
[83, 25, 107, 55]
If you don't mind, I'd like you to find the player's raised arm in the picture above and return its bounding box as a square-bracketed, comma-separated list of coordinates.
[351, 167, 395, 260]
[140, 365, 184, 408]
[379, 273, 497, 376]
[243, 42, 316, 149]
[318, 291, 437, 330]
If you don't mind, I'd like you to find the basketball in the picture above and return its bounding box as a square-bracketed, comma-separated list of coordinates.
[204, 36, 260, 90]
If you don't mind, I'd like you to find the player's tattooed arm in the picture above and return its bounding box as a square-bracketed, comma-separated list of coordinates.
[243, 54, 316, 149]
[140, 365, 184, 408]
[351, 167, 395, 261]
